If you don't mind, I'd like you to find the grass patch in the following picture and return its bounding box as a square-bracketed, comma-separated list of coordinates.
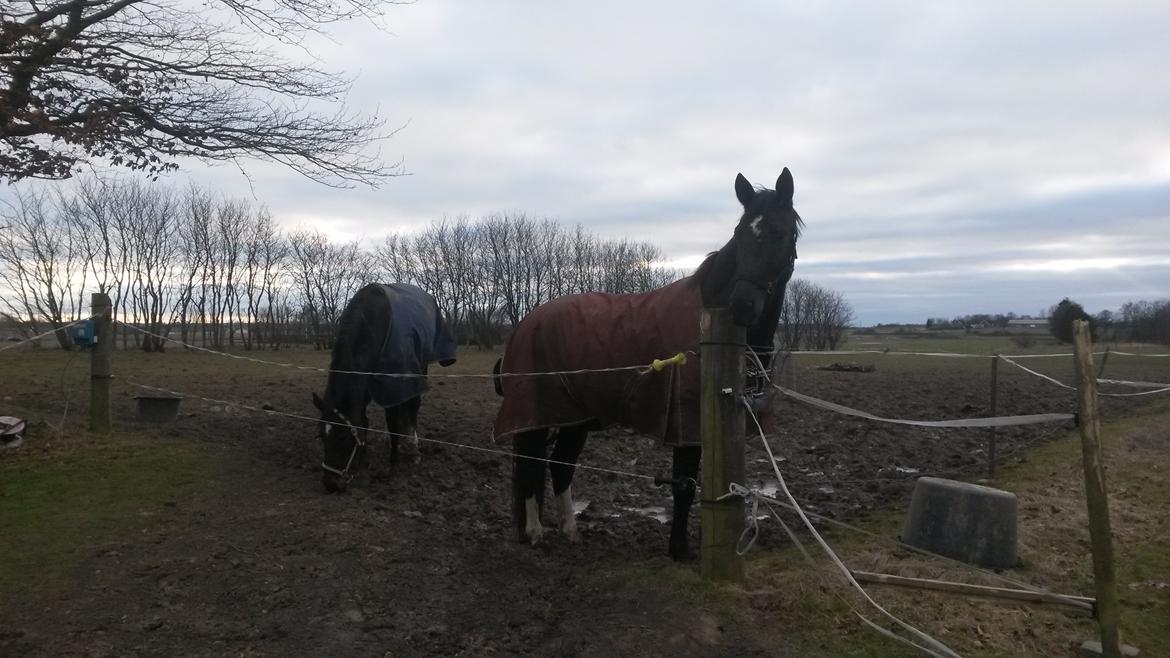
[0, 429, 221, 607]
[623, 396, 1170, 656]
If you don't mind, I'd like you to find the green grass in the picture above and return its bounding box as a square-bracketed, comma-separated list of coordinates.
[0, 430, 221, 606]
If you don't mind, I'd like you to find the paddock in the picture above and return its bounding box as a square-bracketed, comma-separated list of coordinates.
[1, 331, 1168, 656]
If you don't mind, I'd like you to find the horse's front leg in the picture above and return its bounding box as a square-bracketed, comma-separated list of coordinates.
[549, 427, 588, 543]
[669, 445, 701, 560]
[512, 430, 549, 545]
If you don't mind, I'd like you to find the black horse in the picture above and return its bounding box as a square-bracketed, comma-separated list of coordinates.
[312, 283, 457, 493]
[494, 170, 801, 559]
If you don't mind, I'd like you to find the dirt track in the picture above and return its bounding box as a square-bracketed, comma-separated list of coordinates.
[1, 349, 1160, 656]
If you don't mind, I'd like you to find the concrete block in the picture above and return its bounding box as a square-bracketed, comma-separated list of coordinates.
[902, 477, 1018, 568]
[1079, 639, 1140, 657]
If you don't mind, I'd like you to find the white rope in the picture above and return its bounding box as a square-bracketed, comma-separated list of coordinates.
[1094, 384, 1170, 397]
[996, 353, 1071, 388]
[719, 483, 763, 556]
[122, 380, 658, 483]
[119, 322, 664, 379]
[789, 349, 1083, 359]
[1001, 356, 1170, 398]
[792, 348, 1170, 359]
[774, 384, 1074, 428]
[1098, 377, 1170, 389]
[0, 319, 89, 352]
[742, 399, 962, 658]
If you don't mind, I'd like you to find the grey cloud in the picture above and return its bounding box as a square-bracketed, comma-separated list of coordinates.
[9, 1, 1170, 326]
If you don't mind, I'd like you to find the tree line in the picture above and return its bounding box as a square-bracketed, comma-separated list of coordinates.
[0, 178, 683, 351]
[776, 279, 855, 351]
[1045, 297, 1170, 346]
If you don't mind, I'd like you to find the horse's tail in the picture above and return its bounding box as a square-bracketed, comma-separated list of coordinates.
[492, 357, 504, 396]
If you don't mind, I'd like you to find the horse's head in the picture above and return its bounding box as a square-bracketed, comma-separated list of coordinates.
[312, 390, 368, 493]
[697, 169, 802, 327]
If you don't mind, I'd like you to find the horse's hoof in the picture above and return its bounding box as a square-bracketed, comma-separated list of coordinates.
[669, 542, 692, 562]
[561, 522, 580, 544]
[527, 525, 545, 546]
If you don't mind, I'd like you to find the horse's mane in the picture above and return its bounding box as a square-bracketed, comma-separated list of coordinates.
[323, 288, 380, 403]
[689, 250, 720, 288]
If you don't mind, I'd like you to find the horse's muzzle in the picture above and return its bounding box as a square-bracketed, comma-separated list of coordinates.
[729, 280, 765, 326]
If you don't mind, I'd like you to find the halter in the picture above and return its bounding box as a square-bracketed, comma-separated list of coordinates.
[320, 406, 365, 483]
[734, 276, 774, 296]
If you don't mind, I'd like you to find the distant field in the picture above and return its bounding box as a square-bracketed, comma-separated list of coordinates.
[844, 329, 1167, 357]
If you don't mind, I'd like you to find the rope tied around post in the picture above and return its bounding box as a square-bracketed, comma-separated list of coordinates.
[717, 483, 761, 555]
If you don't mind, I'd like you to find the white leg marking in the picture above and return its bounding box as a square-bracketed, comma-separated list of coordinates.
[525, 496, 544, 545]
[558, 486, 579, 543]
[402, 428, 421, 464]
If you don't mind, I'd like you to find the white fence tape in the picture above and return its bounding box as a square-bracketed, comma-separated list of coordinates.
[774, 384, 1074, 428]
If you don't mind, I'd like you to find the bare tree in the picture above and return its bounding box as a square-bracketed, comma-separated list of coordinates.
[778, 278, 811, 350]
[121, 182, 181, 351]
[1, 0, 405, 185]
[287, 230, 367, 348]
[778, 279, 854, 350]
[0, 187, 86, 348]
[241, 207, 286, 349]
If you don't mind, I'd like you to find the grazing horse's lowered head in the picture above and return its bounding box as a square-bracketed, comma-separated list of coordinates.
[495, 169, 803, 559]
[312, 388, 369, 493]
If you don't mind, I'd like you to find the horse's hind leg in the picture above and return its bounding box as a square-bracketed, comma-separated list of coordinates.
[549, 427, 588, 543]
[512, 430, 548, 545]
[669, 445, 701, 561]
[386, 396, 423, 465]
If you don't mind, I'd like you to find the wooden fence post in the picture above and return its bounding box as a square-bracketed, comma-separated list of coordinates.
[90, 293, 113, 434]
[988, 355, 999, 478]
[1072, 319, 1121, 658]
[700, 308, 746, 582]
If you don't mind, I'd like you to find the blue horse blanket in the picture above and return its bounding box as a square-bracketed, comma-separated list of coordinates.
[368, 283, 458, 408]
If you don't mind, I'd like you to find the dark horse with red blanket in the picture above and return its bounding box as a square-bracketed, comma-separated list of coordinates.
[312, 283, 457, 493]
[494, 169, 802, 559]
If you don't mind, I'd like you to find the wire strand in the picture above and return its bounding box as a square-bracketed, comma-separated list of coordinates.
[118, 322, 668, 379]
[741, 399, 961, 658]
[0, 319, 89, 352]
[122, 379, 657, 483]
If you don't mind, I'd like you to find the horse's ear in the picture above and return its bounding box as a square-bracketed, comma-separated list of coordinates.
[776, 168, 794, 203]
[734, 173, 755, 207]
[312, 392, 326, 412]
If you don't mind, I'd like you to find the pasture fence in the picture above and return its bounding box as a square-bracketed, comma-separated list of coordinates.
[8, 316, 1168, 657]
[0, 317, 91, 352]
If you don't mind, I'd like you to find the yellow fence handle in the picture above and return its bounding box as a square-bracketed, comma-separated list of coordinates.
[650, 352, 688, 372]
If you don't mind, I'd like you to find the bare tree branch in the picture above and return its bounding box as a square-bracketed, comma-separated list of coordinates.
[1, 0, 407, 186]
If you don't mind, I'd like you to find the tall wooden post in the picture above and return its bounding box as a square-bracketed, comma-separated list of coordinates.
[1072, 320, 1121, 658]
[988, 355, 999, 478]
[90, 293, 113, 434]
[700, 308, 746, 582]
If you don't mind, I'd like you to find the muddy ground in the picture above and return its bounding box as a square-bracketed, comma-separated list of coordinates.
[1, 348, 1164, 656]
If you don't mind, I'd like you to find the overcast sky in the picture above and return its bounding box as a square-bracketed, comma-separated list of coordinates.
[89, 2, 1170, 323]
